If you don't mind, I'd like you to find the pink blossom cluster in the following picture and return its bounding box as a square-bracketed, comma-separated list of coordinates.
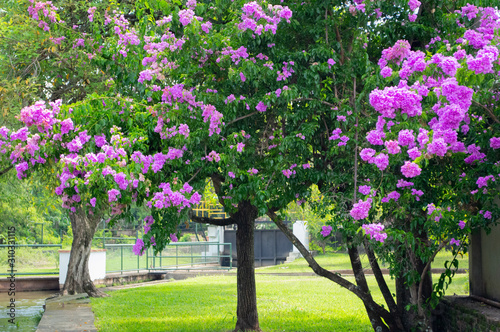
[149, 182, 201, 210]
[282, 164, 297, 179]
[476, 175, 495, 188]
[202, 104, 223, 136]
[401, 161, 421, 178]
[350, 198, 372, 220]
[381, 191, 400, 203]
[321, 225, 332, 237]
[358, 185, 371, 195]
[237, 2, 292, 35]
[362, 223, 388, 243]
[27, 0, 60, 31]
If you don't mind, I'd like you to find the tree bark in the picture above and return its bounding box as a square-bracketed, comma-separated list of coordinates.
[61, 208, 107, 297]
[234, 201, 261, 332]
[347, 244, 391, 332]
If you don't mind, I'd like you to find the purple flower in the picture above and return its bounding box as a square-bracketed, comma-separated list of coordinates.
[362, 223, 387, 243]
[240, 72, 246, 82]
[427, 138, 448, 156]
[382, 191, 400, 203]
[458, 220, 466, 230]
[380, 66, 393, 78]
[248, 168, 258, 175]
[490, 137, 500, 149]
[397, 179, 414, 188]
[360, 148, 376, 161]
[350, 198, 372, 220]
[60, 118, 74, 134]
[372, 153, 389, 171]
[366, 130, 385, 145]
[321, 225, 332, 237]
[401, 161, 421, 178]
[398, 129, 415, 147]
[170, 233, 178, 242]
[201, 21, 212, 33]
[483, 211, 492, 219]
[228, 171, 235, 178]
[178, 9, 194, 26]
[358, 185, 371, 195]
[108, 189, 121, 202]
[133, 239, 145, 256]
[385, 140, 401, 154]
[256, 101, 267, 112]
[407, 147, 421, 160]
[90, 197, 96, 207]
[449, 238, 460, 246]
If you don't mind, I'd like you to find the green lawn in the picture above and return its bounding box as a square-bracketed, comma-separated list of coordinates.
[254, 250, 468, 274]
[91, 274, 469, 332]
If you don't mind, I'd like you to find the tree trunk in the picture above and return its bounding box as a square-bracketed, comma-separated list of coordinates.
[234, 201, 261, 332]
[395, 248, 433, 331]
[348, 244, 392, 332]
[61, 208, 107, 298]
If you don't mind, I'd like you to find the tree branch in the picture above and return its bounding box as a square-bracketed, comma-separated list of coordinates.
[292, 98, 335, 108]
[417, 240, 447, 315]
[267, 210, 394, 327]
[227, 111, 259, 125]
[0, 166, 13, 177]
[364, 240, 401, 328]
[473, 100, 500, 124]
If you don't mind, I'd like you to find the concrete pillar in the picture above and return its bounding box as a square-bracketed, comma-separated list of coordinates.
[292, 220, 309, 256]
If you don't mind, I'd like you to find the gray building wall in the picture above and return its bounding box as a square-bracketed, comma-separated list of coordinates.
[470, 223, 500, 303]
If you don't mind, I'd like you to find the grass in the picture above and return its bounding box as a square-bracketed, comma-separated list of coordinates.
[91, 273, 469, 332]
[254, 250, 468, 274]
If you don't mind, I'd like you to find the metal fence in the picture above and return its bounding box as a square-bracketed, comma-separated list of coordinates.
[0, 244, 62, 276]
[0, 241, 232, 276]
[105, 242, 233, 274]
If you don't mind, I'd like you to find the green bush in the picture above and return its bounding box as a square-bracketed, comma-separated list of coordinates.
[179, 233, 192, 242]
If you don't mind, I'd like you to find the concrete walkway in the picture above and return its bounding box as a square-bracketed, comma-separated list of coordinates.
[36, 279, 176, 332]
[36, 293, 97, 332]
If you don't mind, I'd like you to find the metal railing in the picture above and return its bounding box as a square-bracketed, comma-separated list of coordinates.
[0, 242, 232, 277]
[0, 244, 62, 276]
[105, 242, 233, 274]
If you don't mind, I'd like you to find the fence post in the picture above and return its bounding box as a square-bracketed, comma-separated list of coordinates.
[229, 243, 232, 269]
[121, 245, 123, 275]
[176, 245, 178, 267]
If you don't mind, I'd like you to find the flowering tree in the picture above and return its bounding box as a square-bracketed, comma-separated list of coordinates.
[2, 0, 499, 331]
[266, 3, 500, 331]
[1, 0, 298, 329]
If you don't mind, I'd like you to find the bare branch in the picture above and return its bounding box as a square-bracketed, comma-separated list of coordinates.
[227, 111, 259, 125]
[473, 100, 500, 124]
[0, 166, 13, 177]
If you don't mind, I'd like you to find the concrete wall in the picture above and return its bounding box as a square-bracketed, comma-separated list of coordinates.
[470, 223, 500, 303]
[59, 250, 106, 285]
